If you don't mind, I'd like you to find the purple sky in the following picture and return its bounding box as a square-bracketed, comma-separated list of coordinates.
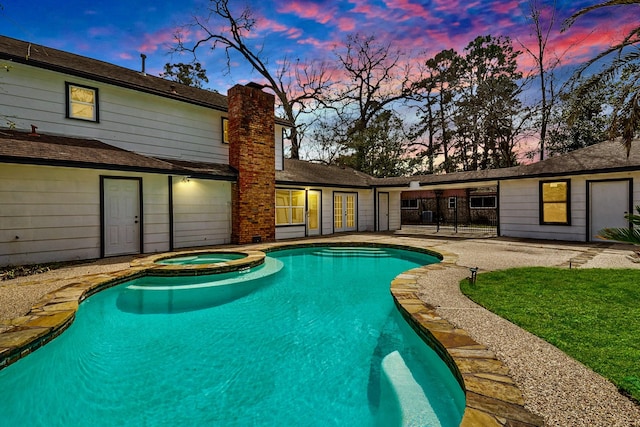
[1, 0, 636, 92]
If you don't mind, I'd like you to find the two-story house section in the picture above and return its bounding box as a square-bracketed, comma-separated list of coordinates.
[0, 35, 292, 266]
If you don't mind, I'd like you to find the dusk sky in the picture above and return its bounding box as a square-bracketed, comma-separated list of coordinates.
[0, 0, 636, 93]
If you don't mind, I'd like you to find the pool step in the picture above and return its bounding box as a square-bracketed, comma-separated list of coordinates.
[377, 350, 442, 427]
[116, 257, 284, 314]
[312, 247, 391, 258]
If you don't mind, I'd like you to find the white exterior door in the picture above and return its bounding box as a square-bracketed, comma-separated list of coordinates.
[589, 180, 630, 241]
[378, 192, 389, 231]
[334, 193, 357, 232]
[307, 190, 321, 236]
[104, 178, 141, 256]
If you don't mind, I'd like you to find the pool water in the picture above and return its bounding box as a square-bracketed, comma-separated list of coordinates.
[0, 246, 465, 426]
[156, 252, 247, 265]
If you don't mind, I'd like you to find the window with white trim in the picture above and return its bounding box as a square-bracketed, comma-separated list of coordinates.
[276, 189, 305, 225]
[448, 197, 456, 209]
[66, 82, 98, 122]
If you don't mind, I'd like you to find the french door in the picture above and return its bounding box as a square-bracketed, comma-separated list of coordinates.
[334, 192, 357, 232]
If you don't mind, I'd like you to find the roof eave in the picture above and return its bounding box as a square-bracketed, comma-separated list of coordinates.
[0, 53, 229, 112]
[0, 156, 237, 180]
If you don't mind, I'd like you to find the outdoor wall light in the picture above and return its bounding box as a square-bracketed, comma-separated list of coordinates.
[181, 176, 191, 183]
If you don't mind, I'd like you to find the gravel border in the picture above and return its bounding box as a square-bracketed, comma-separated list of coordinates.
[418, 238, 640, 427]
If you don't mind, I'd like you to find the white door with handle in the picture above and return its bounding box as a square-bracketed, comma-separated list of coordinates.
[378, 192, 389, 231]
[104, 178, 141, 256]
[589, 180, 630, 241]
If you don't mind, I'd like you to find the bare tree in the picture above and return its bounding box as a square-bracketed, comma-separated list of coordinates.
[319, 34, 416, 175]
[175, 0, 332, 159]
[518, 0, 562, 160]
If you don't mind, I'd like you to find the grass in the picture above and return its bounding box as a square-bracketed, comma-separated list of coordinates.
[460, 267, 640, 403]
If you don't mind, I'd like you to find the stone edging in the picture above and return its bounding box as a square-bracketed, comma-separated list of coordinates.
[391, 249, 544, 426]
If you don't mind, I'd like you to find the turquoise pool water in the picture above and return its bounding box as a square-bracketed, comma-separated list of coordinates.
[0, 246, 465, 426]
[156, 252, 247, 265]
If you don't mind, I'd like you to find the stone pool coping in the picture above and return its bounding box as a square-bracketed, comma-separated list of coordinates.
[0, 243, 543, 426]
[389, 248, 544, 426]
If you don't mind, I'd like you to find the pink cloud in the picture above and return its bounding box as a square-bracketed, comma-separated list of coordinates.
[347, 0, 393, 21]
[490, 0, 519, 15]
[253, 13, 304, 40]
[277, 0, 337, 25]
[337, 17, 357, 32]
[297, 37, 339, 52]
[137, 27, 180, 54]
[383, 0, 434, 22]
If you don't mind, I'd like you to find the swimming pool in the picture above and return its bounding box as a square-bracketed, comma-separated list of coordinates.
[0, 246, 465, 426]
[155, 252, 248, 265]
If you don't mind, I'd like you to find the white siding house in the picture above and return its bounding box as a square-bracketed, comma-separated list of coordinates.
[499, 170, 638, 242]
[386, 140, 640, 243]
[0, 35, 402, 266]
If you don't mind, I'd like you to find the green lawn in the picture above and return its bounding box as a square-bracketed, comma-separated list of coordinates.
[460, 267, 640, 402]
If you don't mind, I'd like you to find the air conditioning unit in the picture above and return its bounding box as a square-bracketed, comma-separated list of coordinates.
[422, 210, 433, 223]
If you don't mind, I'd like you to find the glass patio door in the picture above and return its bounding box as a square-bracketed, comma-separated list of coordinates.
[334, 192, 357, 232]
[307, 190, 321, 236]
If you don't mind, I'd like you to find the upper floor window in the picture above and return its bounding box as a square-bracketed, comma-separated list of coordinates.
[540, 180, 570, 225]
[222, 117, 229, 143]
[66, 83, 99, 122]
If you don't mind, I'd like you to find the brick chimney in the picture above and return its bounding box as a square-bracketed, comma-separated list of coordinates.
[228, 83, 276, 244]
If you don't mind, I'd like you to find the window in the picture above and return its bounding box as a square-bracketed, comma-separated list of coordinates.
[222, 117, 229, 143]
[276, 189, 305, 225]
[470, 196, 497, 209]
[66, 82, 98, 122]
[540, 180, 570, 225]
[401, 199, 418, 209]
[448, 197, 456, 209]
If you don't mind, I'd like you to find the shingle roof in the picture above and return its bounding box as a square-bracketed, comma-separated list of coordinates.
[0, 129, 235, 179]
[277, 159, 373, 187]
[0, 36, 229, 111]
[0, 35, 292, 126]
[373, 140, 640, 188]
[514, 139, 640, 177]
[161, 158, 236, 179]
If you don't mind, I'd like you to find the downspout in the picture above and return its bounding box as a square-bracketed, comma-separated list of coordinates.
[496, 181, 501, 237]
[374, 187, 378, 232]
[168, 175, 174, 251]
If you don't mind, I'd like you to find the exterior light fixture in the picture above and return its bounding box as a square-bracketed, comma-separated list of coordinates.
[469, 267, 479, 284]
